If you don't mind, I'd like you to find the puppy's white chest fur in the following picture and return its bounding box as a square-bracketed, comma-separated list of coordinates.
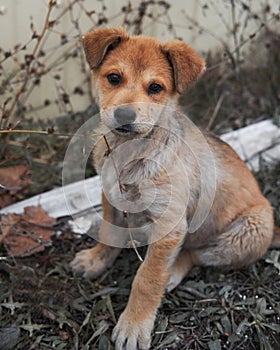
[101, 151, 170, 218]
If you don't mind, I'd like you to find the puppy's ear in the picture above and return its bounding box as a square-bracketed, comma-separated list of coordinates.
[162, 40, 205, 94]
[82, 27, 129, 69]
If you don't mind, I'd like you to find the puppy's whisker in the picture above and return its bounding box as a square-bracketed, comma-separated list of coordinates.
[103, 134, 112, 156]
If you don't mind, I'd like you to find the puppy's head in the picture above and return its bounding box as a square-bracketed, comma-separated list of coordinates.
[83, 27, 205, 136]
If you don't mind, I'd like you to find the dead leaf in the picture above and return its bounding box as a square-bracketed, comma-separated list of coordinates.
[0, 205, 56, 257]
[59, 330, 70, 341]
[0, 165, 31, 208]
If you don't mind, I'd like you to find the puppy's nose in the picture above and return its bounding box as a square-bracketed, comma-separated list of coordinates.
[114, 106, 136, 125]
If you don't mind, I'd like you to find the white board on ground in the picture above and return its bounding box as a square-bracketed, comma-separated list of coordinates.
[0, 119, 279, 220]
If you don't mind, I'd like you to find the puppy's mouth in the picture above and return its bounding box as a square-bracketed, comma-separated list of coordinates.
[114, 124, 139, 136]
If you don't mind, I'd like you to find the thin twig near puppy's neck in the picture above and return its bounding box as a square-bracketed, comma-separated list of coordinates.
[103, 135, 144, 262]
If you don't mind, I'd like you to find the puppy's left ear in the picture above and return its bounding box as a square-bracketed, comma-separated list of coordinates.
[162, 40, 205, 94]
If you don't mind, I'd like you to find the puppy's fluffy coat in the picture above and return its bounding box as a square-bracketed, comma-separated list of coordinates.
[70, 27, 280, 350]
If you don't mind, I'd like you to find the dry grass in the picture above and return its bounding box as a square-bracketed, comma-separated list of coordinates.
[0, 210, 279, 349]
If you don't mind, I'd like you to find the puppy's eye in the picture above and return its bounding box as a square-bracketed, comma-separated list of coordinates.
[148, 83, 163, 94]
[107, 73, 121, 86]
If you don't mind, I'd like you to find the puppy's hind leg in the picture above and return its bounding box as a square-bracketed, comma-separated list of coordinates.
[193, 204, 274, 269]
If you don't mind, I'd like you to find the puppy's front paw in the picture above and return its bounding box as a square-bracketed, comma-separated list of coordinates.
[70, 247, 108, 279]
[112, 310, 154, 350]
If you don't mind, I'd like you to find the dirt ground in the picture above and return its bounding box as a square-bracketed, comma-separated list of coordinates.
[0, 147, 279, 349]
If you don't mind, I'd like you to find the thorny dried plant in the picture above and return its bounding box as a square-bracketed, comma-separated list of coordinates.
[0, 0, 174, 129]
[180, 1, 280, 133]
[0, 0, 279, 131]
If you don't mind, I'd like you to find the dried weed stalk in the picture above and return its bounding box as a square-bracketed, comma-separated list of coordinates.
[103, 134, 144, 262]
[0, 0, 173, 128]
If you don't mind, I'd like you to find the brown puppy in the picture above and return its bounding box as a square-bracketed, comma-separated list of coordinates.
[70, 27, 280, 350]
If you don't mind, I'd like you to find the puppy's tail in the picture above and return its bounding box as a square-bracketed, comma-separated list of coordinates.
[270, 226, 280, 248]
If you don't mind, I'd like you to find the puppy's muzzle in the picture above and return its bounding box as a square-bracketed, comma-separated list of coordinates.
[114, 106, 137, 136]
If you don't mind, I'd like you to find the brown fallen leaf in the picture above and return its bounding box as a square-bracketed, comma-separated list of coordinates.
[0, 165, 31, 208]
[0, 205, 56, 257]
[59, 330, 70, 341]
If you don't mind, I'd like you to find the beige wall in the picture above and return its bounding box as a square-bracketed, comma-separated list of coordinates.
[0, 0, 279, 121]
